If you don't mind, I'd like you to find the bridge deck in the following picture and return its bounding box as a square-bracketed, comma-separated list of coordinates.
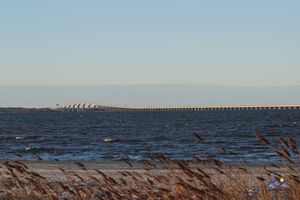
[54, 104, 300, 112]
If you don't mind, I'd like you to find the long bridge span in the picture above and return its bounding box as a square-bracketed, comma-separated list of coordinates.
[52, 103, 300, 112]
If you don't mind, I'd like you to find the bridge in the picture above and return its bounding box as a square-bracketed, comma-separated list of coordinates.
[52, 103, 300, 112]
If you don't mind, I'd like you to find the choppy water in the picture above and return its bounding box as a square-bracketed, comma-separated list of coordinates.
[0, 110, 299, 164]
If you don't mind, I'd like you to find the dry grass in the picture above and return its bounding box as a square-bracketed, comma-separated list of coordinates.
[0, 135, 299, 200]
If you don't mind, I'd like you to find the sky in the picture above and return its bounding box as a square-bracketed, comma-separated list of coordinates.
[0, 1, 299, 107]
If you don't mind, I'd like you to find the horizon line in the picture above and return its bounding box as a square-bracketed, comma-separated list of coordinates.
[2, 103, 300, 109]
[0, 83, 300, 88]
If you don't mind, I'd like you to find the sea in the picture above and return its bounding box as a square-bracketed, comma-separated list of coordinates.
[0, 110, 299, 165]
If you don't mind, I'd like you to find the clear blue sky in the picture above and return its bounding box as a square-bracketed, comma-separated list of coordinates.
[0, 1, 299, 107]
[1, 0, 299, 86]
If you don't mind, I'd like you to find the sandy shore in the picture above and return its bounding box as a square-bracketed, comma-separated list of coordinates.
[0, 160, 298, 199]
[0, 160, 295, 184]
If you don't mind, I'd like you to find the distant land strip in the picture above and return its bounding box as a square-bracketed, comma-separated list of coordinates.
[51, 103, 300, 112]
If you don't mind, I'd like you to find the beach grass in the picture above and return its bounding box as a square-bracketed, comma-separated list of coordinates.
[0, 135, 299, 199]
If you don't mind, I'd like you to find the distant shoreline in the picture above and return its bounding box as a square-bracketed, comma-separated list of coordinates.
[0, 107, 51, 112]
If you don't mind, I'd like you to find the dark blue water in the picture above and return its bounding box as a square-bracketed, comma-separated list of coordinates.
[0, 110, 299, 164]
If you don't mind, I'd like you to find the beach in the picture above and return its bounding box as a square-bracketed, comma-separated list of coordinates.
[0, 160, 299, 199]
[1, 160, 293, 182]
